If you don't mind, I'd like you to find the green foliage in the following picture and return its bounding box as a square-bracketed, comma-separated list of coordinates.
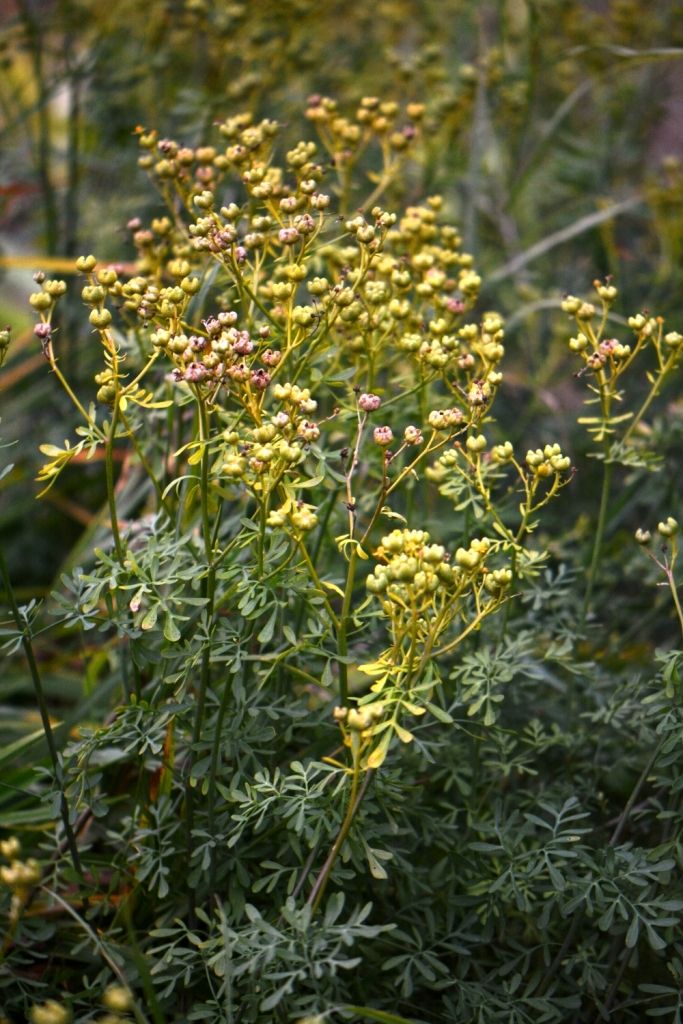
[1, 5, 683, 1024]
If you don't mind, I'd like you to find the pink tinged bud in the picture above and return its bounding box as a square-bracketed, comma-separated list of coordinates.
[446, 298, 465, 314]
[404, 425, 423, 445]
[232, 333, 254, 355]
[358, 392, 382, 412]
[262, 348, 282, 366]
[227, 362, 249, 381]
[184, 362, 208, 383]
[298, 420, 320, 441]
[34, 322, 52, 339]
[294, 213, 315, 234]
[203, 317, 221, 336]
[251, 368, 271, 390]
[195, 166, 214, 183]
[278, 227, 300, 245]
[234, 246, 247, 263]
[374, 425, 394, 446]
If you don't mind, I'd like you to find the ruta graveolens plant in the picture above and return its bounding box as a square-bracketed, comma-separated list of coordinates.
[2, 97, 683, 1023]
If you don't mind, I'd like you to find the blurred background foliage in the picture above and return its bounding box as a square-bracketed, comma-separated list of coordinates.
[1, 0, 683, 588]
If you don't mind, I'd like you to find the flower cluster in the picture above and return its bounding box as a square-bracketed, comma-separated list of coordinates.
[563, 279, 683, 448]
[525, 443, 571, 477]
[0, 835, 40, 893]
[367, 528, 455, 599]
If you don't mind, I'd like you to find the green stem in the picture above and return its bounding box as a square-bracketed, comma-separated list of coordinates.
[257, 494, 267, 578]
[667, 570, 683, 640]
[337, 548, 358, 708]
[185, 397, 217, 903]
[622, 351, 678, 446]
[297, 540, 340, 632]
[105, 405, 125, 565]
[0, 547, 85, 886]
[46, 341, 102, 434]
[307, 750, 367, 914]
[582, 456, 613, 625]
[120, 410, 172, 519]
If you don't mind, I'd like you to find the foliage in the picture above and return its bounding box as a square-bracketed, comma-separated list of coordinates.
[1, 5, 683, 1024]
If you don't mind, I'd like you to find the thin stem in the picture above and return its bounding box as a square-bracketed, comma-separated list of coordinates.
[668, 570, 683, 640]
[119, 409, 173, 519]
[185, 396, 217, 908]
[296, 540, 340, 632]
[257, 494, 267, 578]
[582, 457, 613, 625]
[307, 752, 370, 914]
[0, 548, 84, 886]
[622, 349, 678, 445]
[609, 733, 666, 847]
[45, 338, 102, 434]
[41, 886, 149, 1024]
[105, 405, 125, 564]
[337, 548, 358, 708]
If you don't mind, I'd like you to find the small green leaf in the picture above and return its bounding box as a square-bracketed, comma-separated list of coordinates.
[140, 605, 158, 631]
[164, 615, 180, 642]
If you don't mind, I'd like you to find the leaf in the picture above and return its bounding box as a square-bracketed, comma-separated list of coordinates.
[393, 723, 414, 744]
[366, 729, 392, 769]
[423, 701, 453, 724]
[645, 923, 667, 951]
[257, 606, 278, 644]
[140, 605, 158, 631]
[321, 579, 345, 598]
[625, 914, 640, 948]
[164, 615, 180, 643]
[380, 505, 407, 524]
[358, 661, 388, 678]
[295, 474, 325, 488]
[39, 443, 69, 457]
[366, 847, 388, 880]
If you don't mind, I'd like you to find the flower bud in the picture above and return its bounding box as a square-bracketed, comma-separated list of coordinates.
[76, 254, 97, 273]
[30, 1002, 70, 1024]
[492, 441, 513, 462]
[466, 434, 487, 453]
[89, 308, 112, 329]
[102, 985, 133, 1014]
[561, 296, 581, 314]
[29, 292, 52, 311]
[657, 517, 678, 538]
[373, 425, 393, 446]
[359, 392, 381, 412]
[0, 836, 21, 859]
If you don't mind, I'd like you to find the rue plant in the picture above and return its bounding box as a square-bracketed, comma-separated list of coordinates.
[2, 98, 683, 1024]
